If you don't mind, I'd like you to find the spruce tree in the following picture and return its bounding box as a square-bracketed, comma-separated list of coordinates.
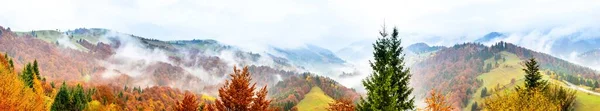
[523, 58, 546, 90]
[51, 82, 72, 111]
[72, 84, 88, 110]
[357, 26, 414, 110]
[21, 63, 34, 88]
[33, 60, 40, 79]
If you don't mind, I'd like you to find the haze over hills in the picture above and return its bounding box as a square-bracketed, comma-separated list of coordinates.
[3, 25, 600, 110]
[0, 26, 360, 95]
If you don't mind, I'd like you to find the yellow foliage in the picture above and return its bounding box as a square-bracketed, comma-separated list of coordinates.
[0, 59, 47, 111]
[483, 89, 559, 111]
[85, 100, 104, 111]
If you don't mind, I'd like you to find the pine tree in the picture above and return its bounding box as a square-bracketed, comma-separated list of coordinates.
[471, 102, 478, 111]
[20, 63, 34, 88]
[51, 82, 72, 111]
[72, 84, 88, 110]
[480, 87, 487, 98]
[594, 81, 600, 89]
[522, 58, 546, 90]
[357, 26, 414, 110]
[32, 60, 40, 79]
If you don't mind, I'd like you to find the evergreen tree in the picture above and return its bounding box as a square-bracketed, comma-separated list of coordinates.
[357, 26, 414, 110]
[522, 58, 546, 90]
[72, 84, 88, 110]
[20, 63, 34, 88]
[33, 60, 40, 78]
[471, 102, 478, 111]
[595, 81, 599, 89]
[8, 58, 13, 69]
[480, 87, 487, 98]
[51, 82, 72, 111]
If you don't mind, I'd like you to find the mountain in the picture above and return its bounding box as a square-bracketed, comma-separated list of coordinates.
[335, 40, 374, 62]
[410, 41, 600, 109]
[474, 32, 506, 43]
[406, 42, 446, 54]
[0, 26, 356, 96]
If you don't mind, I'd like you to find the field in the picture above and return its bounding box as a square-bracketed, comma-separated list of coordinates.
[296, 87, 334, 111]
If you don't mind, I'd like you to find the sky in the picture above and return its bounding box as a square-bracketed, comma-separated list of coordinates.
[1, 0, 600, 52]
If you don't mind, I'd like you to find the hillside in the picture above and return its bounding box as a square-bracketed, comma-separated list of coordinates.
[269, 73, 360, 111]
[411, 41, 600, 109]
[295, 87, 335, 111]
[0, 26, 358, 97]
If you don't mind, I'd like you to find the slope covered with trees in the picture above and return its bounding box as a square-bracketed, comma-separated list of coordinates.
[412, 41, 600, 109]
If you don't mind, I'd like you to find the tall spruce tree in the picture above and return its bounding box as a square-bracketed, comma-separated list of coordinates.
[357, 26, 414, 110]
[21, 63, 34, 88]
[33, 60, 40, 79]
[52, 82, 72, 111]
[523, 58, 546, 90]
[72, 84, 88, 110]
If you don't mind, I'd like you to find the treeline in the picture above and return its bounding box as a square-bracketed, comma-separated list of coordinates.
[556, 72, 599, 89]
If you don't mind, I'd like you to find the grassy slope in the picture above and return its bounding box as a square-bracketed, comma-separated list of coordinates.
[296, 87, 334, 111]
[464, 51, 600, 111]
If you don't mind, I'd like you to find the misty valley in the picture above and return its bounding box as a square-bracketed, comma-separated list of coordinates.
[2, 0, 600, 111]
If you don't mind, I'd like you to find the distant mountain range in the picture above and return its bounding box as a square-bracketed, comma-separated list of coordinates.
[0, 26, 355, 95]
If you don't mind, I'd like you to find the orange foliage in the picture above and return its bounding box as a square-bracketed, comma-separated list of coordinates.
[0, 53, 46, 111]
[209, 66, 275, 111]
[424, 90, 454, 111]
[175, 92, 199, 111]
[327, 98, 355, 111]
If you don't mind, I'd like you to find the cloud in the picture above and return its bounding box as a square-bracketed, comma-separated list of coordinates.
[1, 0, 600, 52]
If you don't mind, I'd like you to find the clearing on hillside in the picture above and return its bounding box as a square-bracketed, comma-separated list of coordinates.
[296, 86, 335, 111]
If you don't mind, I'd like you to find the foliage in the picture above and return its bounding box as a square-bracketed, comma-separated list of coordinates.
[358, 26, 415, 110]
[51, 83, 92, 111]
[0, 54, 46, 111]
[270, 73, 360, 110]
[209, 66, 275, 111]
[483, 58, 576, 111]
[424, 89, 453, 111]
[175, 92, 199, 111]
[327, 98, 355, 111]
[522, 58, 547, 90]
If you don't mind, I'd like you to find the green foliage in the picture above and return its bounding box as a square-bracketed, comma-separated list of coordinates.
[72, 84, 89, 110]
[357, 26, 414, 111]
[471, 102, 478, 111]
[522, 58, 547, 90]
[480, 87, 487, 98]
[20, 63, 34, 88]
[33, 60, 40, 79]
[51, 83, 72, 111]
[51, 83, 92, 111]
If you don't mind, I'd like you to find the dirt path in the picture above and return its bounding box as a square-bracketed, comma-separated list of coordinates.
[563, 80, 600, 96]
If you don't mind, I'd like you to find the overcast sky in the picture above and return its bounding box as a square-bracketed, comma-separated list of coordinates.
[1, 0, 600, 52]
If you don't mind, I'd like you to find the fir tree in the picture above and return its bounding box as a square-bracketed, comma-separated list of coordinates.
[522, 58, 546, 90]
[33, 60, 40, 79]
[51, 82, 72, 111]
[357, 26, 414, 110]
[72, 84, 88, 110]
[471, 102, 478, 111]
[20, 63, 34, 88]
